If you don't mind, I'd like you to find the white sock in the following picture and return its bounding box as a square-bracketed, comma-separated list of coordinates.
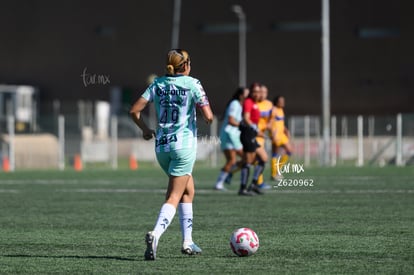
[215, 171, 229, 189]
[178, 203, 193, 245]
[153, 203, 176, 240]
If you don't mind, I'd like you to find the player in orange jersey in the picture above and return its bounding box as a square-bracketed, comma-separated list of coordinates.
[255, 84, 273, 189]
[270, 95, 293, 180]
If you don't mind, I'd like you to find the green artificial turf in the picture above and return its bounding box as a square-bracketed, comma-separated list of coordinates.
[0, 165, 413, 274]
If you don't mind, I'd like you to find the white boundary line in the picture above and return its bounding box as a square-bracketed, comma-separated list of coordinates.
[1, 176, 413, 185]
[55, 188, 414, 194]
[0, 179, 139, 185]
[1, 188, 413, 195]
[0, 189, 19, 193]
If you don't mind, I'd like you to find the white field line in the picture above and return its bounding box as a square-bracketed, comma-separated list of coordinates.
[58, 188, 165, 193]
[271, 189, 414, 194]
[0, 188, 413, 194]
[0, 189, 19, 193]
[0, 179, 139, 185]
[56, 188, 414, 194]
[1, 176, 412, 185]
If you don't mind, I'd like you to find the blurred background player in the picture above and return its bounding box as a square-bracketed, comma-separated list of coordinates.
[270, 95, 293, 180]
[238, 83, 268, 195]
[214, 87, 249, 191]
[255, 84, 273, 190]
[130, 49, 213, 260]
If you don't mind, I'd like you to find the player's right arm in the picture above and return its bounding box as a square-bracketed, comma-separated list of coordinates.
[130, 97, 155, 140]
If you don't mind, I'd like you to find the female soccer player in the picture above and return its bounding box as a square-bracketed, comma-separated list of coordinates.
[130, 49, 213, 260]
[270, 95, 293, 179]
[254, 84, 273, 189]
[214, 87, 249, 191]
[238, 83, 268, 195]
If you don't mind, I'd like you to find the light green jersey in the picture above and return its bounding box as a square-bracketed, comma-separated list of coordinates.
[141, 75, 210, 153]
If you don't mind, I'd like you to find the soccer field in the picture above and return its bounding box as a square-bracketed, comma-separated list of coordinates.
[0, 165, 413, 274]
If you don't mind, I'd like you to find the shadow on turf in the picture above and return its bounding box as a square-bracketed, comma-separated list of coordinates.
[2, 254, 137, 261]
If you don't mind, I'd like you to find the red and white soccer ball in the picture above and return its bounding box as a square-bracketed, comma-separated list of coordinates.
[230, 227, 259, 256]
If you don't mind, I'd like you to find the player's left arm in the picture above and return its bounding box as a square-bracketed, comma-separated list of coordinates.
[199, 105, 214, 124]
[193, 79, 214, 124]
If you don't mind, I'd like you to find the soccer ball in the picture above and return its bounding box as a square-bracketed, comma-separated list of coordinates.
[230, 227, 259, 256]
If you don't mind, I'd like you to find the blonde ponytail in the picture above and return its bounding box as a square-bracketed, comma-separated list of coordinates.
[166, 64, 175, 75]
[166, 49, 190, 75]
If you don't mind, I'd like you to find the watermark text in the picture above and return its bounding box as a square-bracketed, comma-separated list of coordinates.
[81, 67, 110, 87]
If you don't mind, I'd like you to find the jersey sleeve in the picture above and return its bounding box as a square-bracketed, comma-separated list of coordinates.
[227, 100, 240, 119]
[191, 78, 210, 108]
[243, 98, 253, 114]
[141, 82, 156, 102]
